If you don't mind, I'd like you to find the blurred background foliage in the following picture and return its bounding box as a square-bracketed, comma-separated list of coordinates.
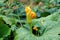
[0, 0, 60, 19]
[0, 0, 60, 17]
[0, 0, 60, 40]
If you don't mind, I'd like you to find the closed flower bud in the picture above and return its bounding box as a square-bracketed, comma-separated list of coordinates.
[33, 26, 38, 31]
[25, 6, 31, 14]
[30, 11, 36, 19]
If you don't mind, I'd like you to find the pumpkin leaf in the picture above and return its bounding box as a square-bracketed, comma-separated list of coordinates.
[0, 17, 11, 40]
[14, 12, 60, 40]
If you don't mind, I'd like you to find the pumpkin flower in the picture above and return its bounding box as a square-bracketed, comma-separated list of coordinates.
[25, 6, 31, 14]
[25, 6, 36, 23]
[25, 6, 37, 33]
[33, 26, 38, 31]
[25, 6, 32, 23]
[30, 11, 36, 19]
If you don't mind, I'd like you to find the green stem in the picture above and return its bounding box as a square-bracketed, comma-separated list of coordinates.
[29, 23, 32, 34]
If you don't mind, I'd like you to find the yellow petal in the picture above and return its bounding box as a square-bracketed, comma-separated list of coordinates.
[33, 26, 38, 31]
[30, 11, 36, 19]
[25, 6, 31, 14]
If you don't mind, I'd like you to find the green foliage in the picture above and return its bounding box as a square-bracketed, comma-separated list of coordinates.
[14, 12, 60, 40]
[0, 23, 11, 38]
[0, 0, 5, 3]
[0, 17, 11, 40]
[0, 0, 60, 40]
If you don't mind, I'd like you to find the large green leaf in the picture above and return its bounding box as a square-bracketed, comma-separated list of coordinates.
[0, 18, 11, 40]
[14, 12, 60, 40]
[0, 23, 11, 38]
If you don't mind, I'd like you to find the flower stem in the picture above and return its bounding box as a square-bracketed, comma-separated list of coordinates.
[29, 23, 32, 34]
